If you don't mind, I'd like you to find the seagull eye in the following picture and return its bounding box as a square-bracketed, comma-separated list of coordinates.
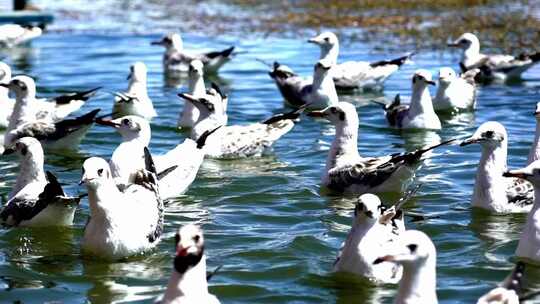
[407, 244, 418, 253]
[330, 107, 337, 114]
[324, 37, 329, 42]
[97, 168, 104, 176]
[193, 235, 200, 243]
[122, 119, 130, 125]
[483, 130, 494, 138]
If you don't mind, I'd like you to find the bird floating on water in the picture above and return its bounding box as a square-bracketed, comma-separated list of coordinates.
[0, 24, 42, 48]
[113, 61, 157, 120]
[433, 67, 479, 112]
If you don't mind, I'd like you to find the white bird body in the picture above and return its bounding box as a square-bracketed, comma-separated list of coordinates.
[81, 156, 163, 260]
[433, 67, 478, 111]
[152, 33, 234, 74]
[100, 116, 207, 199]
[0, 137, 79, 227]
[449, 32, 540, 81]
[113, 62, 157, 120]
[334, 194, 403, 283]
[376, 70, 441, 130]
[462, 121, 533, 213]
[528, 102, 540, 165]
[269, 60, 338, 110]
[308, 32, 412, 90]
[0, 24, 42, 47]
[178, 60, 208, 129]
[309, 102, 450, 195]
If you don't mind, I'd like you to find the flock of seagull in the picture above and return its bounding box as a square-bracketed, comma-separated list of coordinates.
[1, 24, 540, 303]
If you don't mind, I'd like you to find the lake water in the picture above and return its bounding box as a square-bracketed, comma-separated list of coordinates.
[2, 5, 540, 304]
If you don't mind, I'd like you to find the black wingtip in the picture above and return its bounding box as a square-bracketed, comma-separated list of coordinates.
[263, 106, 304, 124]
[143, 147, 157, 175]
[369, 53, 414, 68]
[196, 126, 221, 149]
[504, 261, 526, 292]
[211, 82, 226, 99]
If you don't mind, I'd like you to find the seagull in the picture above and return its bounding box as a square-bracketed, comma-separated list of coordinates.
[80, 148, 163, 260]
[113, 61, 157, 120]
[333, 189, 424, 283]
[0, 24, 42, 48]
[157, 224, 220, 304]
[477, 262, 524, 304]
[0, 72, 100, 128]
[528, 102, 540, 165]
[2, 76, 100, 150]
[0, 137, 80, 227]
[179, 88, 301, 159]
[448, 32, 540, 81]
[269, 59, 338, 109]
[177, 59, 207, 129]
[96, 115, 217, 199]
[460, 121, 533, 213]
[372, 69, 442, 130]
[373, 230, 438, 304]
[308, 31, 414, 90]
[503, 160, 540, 263]
[432, 67, 479, 112]
[151, 33, 235, 74]
[308, 102, 454, 194]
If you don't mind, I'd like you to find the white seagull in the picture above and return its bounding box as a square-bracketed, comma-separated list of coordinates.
[179, 88, 301, 159]
[269, 59, 338, 110]
[80, 149, 163, 260]
[448, 32, 540, 81]
[113, 61, 157, 120]
[373, 230, 438, 304]
[96, 115, 216, 199]
[177, 59, 208, 129]
[0, 137, 80, 227]
[528, 102, 540, 165]
[2, 76, 100, 150]
[0, 70, 100, 128]
[158, 224, 220, 304]
[151, 33, 235, 74]
[503, 160, 540, 264]
[0, 24, 42, 48]
[460, 121, 533, 213]
[477, 262, 524, 304]
[308, 31, 414, 90]
[333, 190, 423, 283]
[372, 69, 442, 130]
[433, 67, 479, 112]
[308, 102, 454, 194]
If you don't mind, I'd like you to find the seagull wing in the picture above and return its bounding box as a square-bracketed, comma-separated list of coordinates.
[506, 178, 534, 207]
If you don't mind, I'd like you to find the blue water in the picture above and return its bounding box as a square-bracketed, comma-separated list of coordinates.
[1, 27, 540, 303]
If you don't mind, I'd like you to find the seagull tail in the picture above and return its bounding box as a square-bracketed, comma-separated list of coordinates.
[370, 52, 415, 68]
[53, 87, 102, 104]
[205, 46, 235, 59]
[400, 138, 456, 165]
[371, 94, 400, 111]
[210, 82, 227, 99]
[40, 171, 66, 201]
[263, 105, 306, 124]
[196, 126, 222, 149]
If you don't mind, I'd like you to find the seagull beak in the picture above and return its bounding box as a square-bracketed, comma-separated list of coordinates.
[373, 255, 394, 265]
[95, 118, 121, 128]
[447, 40, 460, 47]
[459, 136, 483, 146]
[534, 111, 540, 117]
[307, 110, 326, 118]
[426, 80, 436, 86]
[126, 72, 132, 81]
[178, 92, 198, 104]
[0, 83, 9, 88]
[151, 40, 164, 46]
[503, 168, 533, 179]
[307, 37, 319, 44]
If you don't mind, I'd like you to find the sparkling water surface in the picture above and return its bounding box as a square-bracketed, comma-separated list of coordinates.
[1, 12, 540, 304]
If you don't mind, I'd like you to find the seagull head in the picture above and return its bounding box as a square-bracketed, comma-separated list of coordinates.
[308, 31, 338, 52]
[503, 160, 540, 186]
[373, 230, 435, 267]
[0, 75, 36, 99]
[188, 59, 204, 79]
[448, 32, 479, 51]
[307, 102, 358, 129]
[2, 137, 43, 162]
[412, 69, 436, 88]
[0, 61, 11, 84]
[460, 121, 507, 150]
[127, 61, 147, 83]
[174, 224, 205, 274]
[534, 102, 540, 120]
[178, 84, 226, 119]
[97, 115, 151, 143]
[437, 67, 457, 85]
[151, 33, 182, 50]
[80, 157, 113, 189]
[354, 193, 385, 223]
